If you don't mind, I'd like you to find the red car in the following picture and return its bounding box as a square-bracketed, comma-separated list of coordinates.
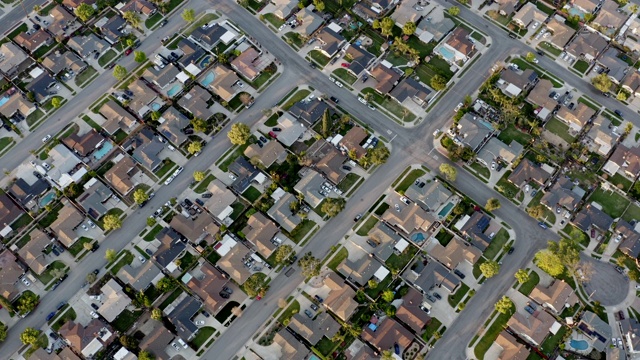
[124, 48, 132, 56]
[268, 131, 278, 138]
[341, 62, 350, 67]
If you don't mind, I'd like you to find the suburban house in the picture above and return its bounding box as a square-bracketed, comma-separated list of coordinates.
[294, 169, 326, 209]
[158, 107, 190, 146]
[153, 227, 186, 272]
[344, 44, 375, 77]
[622, 318, 640, 354]
[0, 43, 32, 79]
[0, 193, 26, 237]
[62, 0, 95, 8]
[119, 0, 156, 16]
[339, 126, 368, 159]
[403, 259, 461, 294]
[170, 214, 219, 244]
[231, 47, 269, 81]
[26, 71, 57, 104]
[130, 127, 165, 172]
[457, 211, 494, 251]
[104, 154, 138, 196]
[77, 177, 113, 219]
[352, 0, 396, 20]
[512, 3, 546, 28]
[598, 48, 628, 84]
[361, 316, 414, 354]
[288, 98, 329, 125]
[127, 79, 159, 118]
[396, 287, 431, 333]
[592, 0, 627, 35]
[168, 296, 202, 341]
[42, 51, 86, 76]
[288, 312, 341, 345]
[209, 65, 240, 102]
[139, 321, 175, 360]
[204, 179, 236, 223]
[268, 0, 297, 19]
[8, 174, 49, 208]
[404, 179, 452, 212]
[62, 129, 106, 158]
[507, 159, 551, 187]
[624, 16, 640, 53]
[117, 261, 162, 292]
[49, 201, 85, 248]
[603, 144, 640, 178]
[312, 143, 347, 185]
[0, 91, 36, 119]
[185, 261, 229, 314]
[429, 237, 482, 270]
[529, 280, 579, 315]
[495, 331, 530, 359]
[579, 311, 612, 352]
[31, 348, 80, 360]
[453, 113, 493, 152]
[229, 157, 263, 194]
[316, 23, 345, 58]
[540, 177, 582, 212]
[381, 203, 435, 239]
[190, 23, 236, 49]
[616, 220, 640, 258]
[573, 0, 599, 13]
[477, 137, 524, 167]
[67, 33, 108, 59]
[274, 114, 306, 147]
[323, 272, 358, 321]
[440, 27, 475, 64]
[556, 103, 596, 133]
[417, 14, 455, 43]
[216, 241, 254, 284]
[17, 229, 51, 275]
[507, 310, 558, 346]
[143, 63, 179, 90]
[498, 68, 538, 97]
[97, 15, 127, 44]
[336, 250, 380, 286]
[243, 212, 279, 258]
[369, 62, 401, 94]
[244, 140, 287, 168]
[177, 38, 205, 68]
[97, 279, 132, 322]
[99, 100, 139, 135]
[390, 0, 421, 27]
[294, 7, 324, 37]
[390, 77, 433, 107]
[526, 79, 556, 120]
[622, 70, 640, 97]
[572, 204, 614, 232]
[48, 5, 80, 40]
[47, 144, 87, 189]
[267, 192, 302, 232]
[178, 85, 213, 120]
[58, 320, 116, 358]
[273, 328, 309, 360]
[545, 18, 576, 50]
[367, 222, 404, 261]
[565, 31, 608, 61]
[0, 251, 25, 301]
[14, 29, 52, 54]
[585, 115, 619, 156]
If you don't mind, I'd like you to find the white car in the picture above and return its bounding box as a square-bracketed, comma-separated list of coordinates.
[21, 278, 31, 287]
[90, 295, 101, 301]
[42, 162, 51, 170]
[524, 184, 531, 193]
[229, 174, 237, 181]
[171, 343, 180, 351]
[278, 24, 286, 31]
[358, 97, 367, 104]
[138, 255, 146, 263]
[400, 196, 411, 205]
[164, 176, 175, 185]
[532, 21, 539, 29]
[454, 103, 463, 112]
[177, 339, 188, 349]
[532, 58, 539, 64]
[433, 129, 441, 137]
[89, 311, 99, 319]
[335, 81, 343, 88]
[87, 220, 95, 228]
[42, 135, 52, 143]
[196, 320, 205, 325]
[368, 104, 376, 111]
[394, 204, 401, 212]
[81, 224, 89, 231]
[237, 81, 244, 88]
[491, 162, 496, 170]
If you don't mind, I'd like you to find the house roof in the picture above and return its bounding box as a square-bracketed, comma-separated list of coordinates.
[430, 237, 482, 270]
[117, 261, 162, 292]
[190, 23, 230, 47]
[599, 48, 628, 82]
[288, 98, 329, 125]
[230, 47, 267, 80]
[209, 65, 239, 102]
[496, 331, 530, 360]
[339, 126, 368, 159]
[507, 311, 556, 345]
[529, 280, 578, 313]
[367, 221, 402, 261]
[204, 179, 236, 220]
[316, 26, 345, 56]
[9, 177, 48, 206]
[546, 18, 576, 49]
[390, 77, 432, 104]
[607, 144, 640, 176]
[267, 192, 302, 232]
[168, 296, 201, 341]
[62, 0, 95, 7]
[294, 168, 326, 208]
[617, 220, 640, 258]
[0, 193, 25, 231]
[27, 72, 57, 103]
[456, 112, 492, 150]
[0, 91, 35, 118]
[0, 250, 23, 300]
[42, 51, 86, 75]
[132, 127, 164, 171]
[361, 317, 414, 352]
[313, 143, 347, 184]
[127, 79, 157, 117]
[574, 0, 598, 12]
[417, 15, 456, 42]
[100, 100, 138, 135]
[396, 287, 431, 333]
[143, 63, 179, 89]
[459, 211, 493, 251]
[446, 27, 474, 56]
[177, 85, 212, 120]
[98, 279, 131, 322]
[295, 7, 323, 36]
[345, 44, 374, 76]
[243, 213, 279, 257]
[336, 253, 377, 286]
[557, 103, 596, 130]
[229, 157, 261, 193]
[586, 115, 618, 155]
[390, 0, 421, 26]
[275, 113, 305, 147]
[0, 43, 30, 77]
[77, 178, 113, 219]
[158, 106, 190, 145]
[104, 155, 137, 195]
[153, 227, 185, 268]
[62, 129, 106, 157]
[59, 319, 114, 357]
[120, 0, 156, 15]
[289, 311, 341, 345]
[67, 34, 108, 58]
[18, 228, 50, 275]
[566, 31, 608, 59]
[623, 71, 640, 94]
[50, 202, 84, 247]
[593, 3, 626, 30]
[177, 38, 205, 68]
[500, 68, 537, 95]
[478, 137, 524, 165]
[139, 321, 174, 360]
[15, 29, 52, 53]
[323, 272, 358, 321]
[100, 15, 126, 44]
[170, 213, 218, 243]
[217, 243, 253, 284]
[273, 327, 309, 360]
[244, 140, 287, 168]
[48, 5, 78, 38]
[573, 204, 614, 231]
[540, 177, 581, 210]
[185, 261, 228, 313]
[31, 347, 81, 360]
[382, 202, 435, 235]
[508, 159, 550, 186]
[370, 63, 401, 94]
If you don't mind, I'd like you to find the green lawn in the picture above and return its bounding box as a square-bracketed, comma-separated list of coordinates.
[282, 89, 311, 110]
[34, 261, 66, 285]
[159, 288, 184, 310]
[242, 186, 262, 203]
[283, 32, 303, 49]
[194, 174, 215, 193]
[589, 187, 630, 218]
[155, 159, 176, 179]
[537, 41, 562, 57]
[68, 237, 93, 256]
[75, 67, 98, 87]
[51, 307, 76, 331]
[327, 247, 348, 271]
[545, 118, 575, 143]
[0, 137, 13, 153]
[540, 325, 567, 355]
[365, 273, 392, 298]
[38, 202, 62, 228]
[98, 50, 117, 67]
[338, 173, 362, 192]
[332, 68, 357, 85]
[11, 213, 33, 231]
[517, 269, 540, 296]
[145, 13, 163, 28]
[623, 203, 640, 223]
[385, 246, 417, 272]
[314, 337, 338, 356]
[251, 69, 275, 89]
[144, 224, 163, 241]
[218, 143, 250, 172]
[356, 216, 379, 236]
[470, 162, 490, 179]
[435, 229, 454, 246]
[483, 229, 509, 259]
[109, 250, 134, 275]
[562, 224, 590, 248]
[229, 202, 245, 220]
[497, 124, 531, 145]
[379, 97, 416, 122]
[308, 50, 330, 67]
[277, 300, 300, 324]
[607, 172, 633, 190]
[474, 309, 515, 359]
[573, 60, 590, 73]
[263, 13, 285, 28]
[26, 109, 45, 127]
[112, 309, 142, 332]
[494, 171, 520, 199]
[265, 112, 280, 126]
[448, 283, 470, 307]
[185, 13, 220, 35]
[289, 220, 316, 243]
[395, 169, 426, 193]
[207, 250, 221, 265]
[178, 252, 196, 270]
[191, 326, 215, 348]
[422, 317, 443, 341]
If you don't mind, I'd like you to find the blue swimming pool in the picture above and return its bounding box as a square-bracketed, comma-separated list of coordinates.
[151, 102, 162, 111]
[201, 71, 215, 87]
[167, 84, 182, 97]
[439, 47, 455, 61]
[39, 192, 56, 207]
[570, 339, 589, 351]
[411, 232, 426, 242]
[568, 7, 585, 19]
[309, 355, 321, 360]
[438, 202, 455, 218]
[199, 55, 213, 69]
[0, 96, 9, 107]
[93, 141, 113, 160]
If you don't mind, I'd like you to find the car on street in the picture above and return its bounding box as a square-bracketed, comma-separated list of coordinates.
[615, 266, 625, 274]
[160, 19, 168, 27]
[354, 213, 362, 222]
[124, 48, 132, 56]
[90, 311, 99, 319]
[46, 312, 56, 321]
[42, 135, 52, 143]
[93, 269, 99, 275]
[368, 104, 376, 110]
[57, 302, 66, 310]
[329, 96, 339, 103]
[508, 247, 515, 254]
[304, 309, 313, 318]
[615, 109, 624, 117]
[538, 222, 548, 229]
[453, 103, 463, 112]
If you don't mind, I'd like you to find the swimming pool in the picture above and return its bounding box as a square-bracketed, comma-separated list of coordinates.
[0, 96, 9, 107]
[438, 202, 455, 218]
[199, 55, 213, 69]
[93, 141, 113, 160]
[39, 192, 56, 207]
[410, 232, 426, 242]
[570, 339, 589, 351]
[201, 71, 215, 87]
[167, 84, 182, 98]
[439, 47, 455, 61]
[308, 355, 321, 360]
[568, 7, 585, 19]
[150, 102, 162, 111]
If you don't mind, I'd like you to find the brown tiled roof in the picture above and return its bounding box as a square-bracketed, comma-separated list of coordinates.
[0, 193, 24, 229]
[446, 27, 474, 56]
[382, 203, 435, 235]
[14, 29, 52, 52]
[323, 272, 358, 321]
[242, 213, 278, 257]
[529, 280, 578, 313]
[496, 331, 530, 359]
[104, 155, 137, 195]
[186, 262, 228, 313]
[49, 202, 84, 247]
[508, 159, 550, 186]
[370, 64, 401, 94]
[396, 287, 431, 332]
[361, 317, 414, 352]
[0, 250, 23, 300]
[429, 237, 481, 269]
[339, 126, 368, 159]
[18, 228, 50, 275]
[139, 320, 174, 360]
[170, 213, 218, 242]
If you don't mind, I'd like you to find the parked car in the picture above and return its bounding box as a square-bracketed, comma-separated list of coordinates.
[272, 127, 282, 132]
[89, 311, 99, 319]
[195, 199, 205, 206]
[314, 295, 323, 303]
[202, 192, 213, 198]
[310, 303, 319, 311]
[538, 222, 548, 229]
[304, 309, 313, 318]
[91, 303, 99, 310]
[354, 213, 362, 222]
[615, 109, 624, 117]
[433, 292, 442, 300]
[42, 134, 52, 143]
[508, 247, 515, 254]
[453, 269, 466, 279]
[46, 312, 56, 321]
[329, 96, 339, 103]
[159, 19, 168, 27]
[342, 165, 351, 171]
[124, 48, 132, 56]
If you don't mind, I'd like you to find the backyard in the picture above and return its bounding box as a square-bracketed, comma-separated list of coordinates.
[112, 309, 142, 332]
[623, 203, 640, 223]
[497, 124, 531, 145]
[544, 118, 575, 143]
[589, 187, 630, 218]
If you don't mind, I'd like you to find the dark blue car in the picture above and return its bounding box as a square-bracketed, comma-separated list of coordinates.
[46, 312, 56, 321]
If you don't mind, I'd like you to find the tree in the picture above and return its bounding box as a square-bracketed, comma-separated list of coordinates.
[20, 328, 40, 346]
[298, 252, 321, 278]
[112, 65, 128, 81]
[243, 273, 269, 298]
[83, 242, 94, 251]
[156, 277, 177, 292]
[134, 51, 147, 63]
[631, 4, 639, 13]
[74, 3, 95, 22]
[514, 269, 529, 284]
[548, 238, 580, 274]
[381, 350, 395, 360]
[439, 163, 457, 181]
[534, 249, 564, 277]
[380, 17, 395, 37]
[16, 292, 39, 315]
[105, 249, 118, 263]
[193, 171, 206, 182]
[120, 335, 138, 349]
[51, 97, 62, 109]
[591, 73, 612, 92]
[495, 296, 513, 314]
[86, 273, 97, 283]
[138, 350, 155, 360]
[136, 291, 152, 308]
[146, 217, 156, 226]
[480, 260, 500, 278]
[181, 8, 195, 23]
[133, 188, 149, 204]
[402, 21, 416, 35]
[448, 6, 460, 16]
[191, 117, 207, 132]
[485, 198, 501, 211]
[381, 289, 394, 302]
[239, 93, 253, 106]
[313, 0, 325, 11]
[188, 141, 202, 154]
[619, 0, 628, 5]
[274, 245, 294, 264]
[624, 122, 634, 135]
[50, 268, 66, 279]
[431, 75, 447, 90]
[151, 308, 163, 320]
[527, 204, 544, 219]
[33, 5, 41, 14]
[227, 123, 251, 145]
[321, 197, 346, 217]
[321, 108, 330, 137]
[123, 11, 141, 29]
[103, 214, 122, 230]
[525, 52, 535, 62]
[64, 182, 81, 199]
[0, 322, 7, 342]
[363, 145, 390, 166]
[126, 38, 135, 48]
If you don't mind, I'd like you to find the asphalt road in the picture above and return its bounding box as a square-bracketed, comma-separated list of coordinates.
[0, 0, 40, 36]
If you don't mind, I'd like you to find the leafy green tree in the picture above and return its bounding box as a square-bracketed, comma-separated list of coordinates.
[274, 245, 294, 264]
[156, 277, 177, 292]
[112, 65, 128, 81]
[439, 163, 457, 181]
[193, 171, 206, 182]
[298, 252, 321, 278]
[431, 75, 447, 90]
[51, 97, 62, 109]
[534, 249, 564, 277]
[630, 3, 639, 13]
[16, 292, 39, 315]
[485, 198, 501, 211]
[20, 328, 40, 346]
[151, 308, 163, 320]
[243, 273, 269, 298]
[146, 217, 156, 226]
[227, 123, 251, 145]
[380, 17, 395, 37]
[321, 108, 330, 137]
[83, 242, 94, 251]
[103, 214, 122, 230]
[191, 118, 207, 132]
[181, 8, 195, 23]
[364, 145, 390, 166]
[548, 238, 580, 274]
[495, 296, 513, 314]
[134, 51, 147, 63]
[514, 269, 529, 284]
[448, 6, 460, 16]
[119, 335, 138, 349]
[402, 21, 416, 36]
[188, 141, 202, 154]
[368, 279, 378, 288]
[591, 73, 612, 93]
[105, 249, 118, 263]
[123, 11, 141, 29]
[480, 260, 500, 278]
[133, 188, 149, 204]
[525, 52, 535, 62]
[0, 322, 7, 342]
[74, 3, 95, 22]
[321, 197, 346, 217]
[138, 350, 155, 360]
[313, 0, 325, 11]
[381, 289, 394, 302]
